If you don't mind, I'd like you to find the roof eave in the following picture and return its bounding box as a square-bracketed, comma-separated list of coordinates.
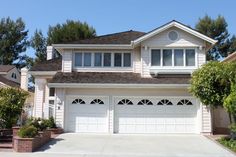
[48, 83, 190, 88]
[52, 44, 133, 52]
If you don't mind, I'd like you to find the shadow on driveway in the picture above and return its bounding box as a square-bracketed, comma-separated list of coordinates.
[37, 138, 64, 152]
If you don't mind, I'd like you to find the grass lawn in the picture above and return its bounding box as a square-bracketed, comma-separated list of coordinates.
[218, 137, 236, 152]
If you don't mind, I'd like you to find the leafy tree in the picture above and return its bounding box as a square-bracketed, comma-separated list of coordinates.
[224, 84, 236, 123]
[47, 20, 96, 45]
[31, 29, 47, 64]
[0, 17, 29, 68]
[190, 61, 232, 107]
[0, 88, 29, 128]
[195, 15, 230, 60]
[228, 35, 236, 54]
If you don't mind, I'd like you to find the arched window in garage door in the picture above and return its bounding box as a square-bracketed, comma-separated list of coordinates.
[118, 99, 133, 105]
[177, 99, 193, 105]
[137, 99, 153, 105]
[90, 99, 104, 104]
[157, 99, 173, 105]
[72, 99, 85, 104]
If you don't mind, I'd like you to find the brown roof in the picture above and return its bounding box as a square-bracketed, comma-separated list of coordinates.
[0, 65, 15, 72]
[49, 72, 191, 84]
[30, 58, 62, 71]
[64, 30, 146, 45]
[0, 75, 20, 87]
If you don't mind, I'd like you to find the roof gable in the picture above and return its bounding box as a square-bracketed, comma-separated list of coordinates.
[133, 20, 217, 45]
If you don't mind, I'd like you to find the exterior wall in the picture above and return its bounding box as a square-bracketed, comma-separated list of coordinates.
[133, 47, 141, 73]
[213, 106, 230, 134]
[62, 51, 72, 73]
[55, 88, 65, 128]
[34, 78, 46, 118]
[201, 104, 212, 134]
[5, 68, 21, 83]
[140, 27, 206, 77]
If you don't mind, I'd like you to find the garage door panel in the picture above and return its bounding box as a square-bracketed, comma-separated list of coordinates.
[67, 96, 109, 133]
[115, 97, 198, 134]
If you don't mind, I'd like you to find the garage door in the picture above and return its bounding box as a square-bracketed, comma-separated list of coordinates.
[67, 96, 109, 133]
[114, 97, 198, 133]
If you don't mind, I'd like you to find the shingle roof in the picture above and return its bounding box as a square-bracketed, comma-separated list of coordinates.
[0, 75, 20, 87]
[64, 30, 146, 45]
[30, 58, 62, 71]
[0, 65, 15, 72]
[49, 72, 191, 84]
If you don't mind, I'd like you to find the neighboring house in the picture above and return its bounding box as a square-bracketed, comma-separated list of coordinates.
[213, 51, 236, 134]
[29, 20, 217, 134]
[0, 65, 20, 88]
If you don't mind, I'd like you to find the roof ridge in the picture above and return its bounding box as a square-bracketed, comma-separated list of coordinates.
[82, 30, 146, 40]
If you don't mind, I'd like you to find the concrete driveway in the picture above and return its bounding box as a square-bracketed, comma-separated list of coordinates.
[1, 133, 235, 157]
[37, 133, 235, 157]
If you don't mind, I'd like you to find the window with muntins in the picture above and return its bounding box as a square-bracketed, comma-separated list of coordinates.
[177, 99, 193, 105]
[137, 99, 153, 105]
[74, 52, 131, 68]
[118, 99, 133, 105]
[157, 99, 173, 105]
[91, 99, 104, 104]
[151, 49, 195, 67]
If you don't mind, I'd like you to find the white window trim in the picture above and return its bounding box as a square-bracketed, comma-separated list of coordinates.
[73, 51, 133, 70]
[150, 47, 198, 69]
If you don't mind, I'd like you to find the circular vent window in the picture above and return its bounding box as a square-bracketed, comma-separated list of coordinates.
[168, 31, 178, 41]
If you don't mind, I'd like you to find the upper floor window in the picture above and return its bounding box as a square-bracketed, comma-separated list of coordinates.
[49, 88, 55, 97]
[84, 53, 91, 66]
[151, 48, 195, 67]
[186, 49, 195, 66]
[11, 73, 17, 79]
[74, 52, 131, 68]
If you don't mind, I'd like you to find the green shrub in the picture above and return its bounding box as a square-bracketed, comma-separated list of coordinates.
[18, 126, 38, 138]
[0, 88, 29, 128]
[25, 117, 57, 131]
[218, 137, 236, 152]
[47, 117, 57, 128]
[230, 124, 236, 133]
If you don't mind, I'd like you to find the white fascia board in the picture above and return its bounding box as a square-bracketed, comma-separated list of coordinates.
[52, 44, 133, 50]
[133, 21, 217, 45]
[48, 83, 190, 89]
[29, 71, 57, 76]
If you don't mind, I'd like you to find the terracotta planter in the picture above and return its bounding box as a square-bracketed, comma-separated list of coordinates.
[47, 128, 64, 135]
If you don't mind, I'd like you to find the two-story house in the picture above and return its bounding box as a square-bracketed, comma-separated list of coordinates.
[29, 21, 217, 134]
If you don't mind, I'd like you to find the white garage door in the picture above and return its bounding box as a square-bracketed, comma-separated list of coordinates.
[67, 96, 109, 133]
[115, 97, 198, 133]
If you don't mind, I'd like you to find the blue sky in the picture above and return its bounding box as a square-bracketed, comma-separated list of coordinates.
[1, 0, 236, 58]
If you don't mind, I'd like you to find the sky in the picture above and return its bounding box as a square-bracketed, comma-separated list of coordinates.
[1, 0, 236, 58]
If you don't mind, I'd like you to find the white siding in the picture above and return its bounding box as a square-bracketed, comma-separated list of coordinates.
[55, 88, 65, 128]
[34, 78, 46, 118]
[62, 51, 72, 73]
[142, 28, 205, 48]
[141, 47, 151, 77]
[133, 47, 142, 73]
[201, 104, 212, 134]
[198, 49, 206, 67]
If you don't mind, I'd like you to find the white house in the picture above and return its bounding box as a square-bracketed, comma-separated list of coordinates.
[29, 20, 217, 134]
